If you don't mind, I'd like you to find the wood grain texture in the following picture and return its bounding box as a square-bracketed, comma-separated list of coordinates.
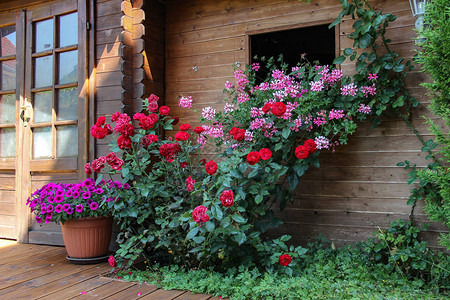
[163, 0, 446, 248]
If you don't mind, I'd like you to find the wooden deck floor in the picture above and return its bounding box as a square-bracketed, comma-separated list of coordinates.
[0, 242, 217, 299]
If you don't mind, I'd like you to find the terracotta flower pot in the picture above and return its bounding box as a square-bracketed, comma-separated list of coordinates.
[61, 216, 112, 259]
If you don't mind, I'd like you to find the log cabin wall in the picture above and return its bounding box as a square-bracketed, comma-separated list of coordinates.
[163, 0, 447, 248]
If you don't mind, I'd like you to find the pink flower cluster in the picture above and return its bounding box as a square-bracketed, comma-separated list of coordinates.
[314, 136, 330, 150]
[361, 84, 377, 98]
[178, 96, 193, 109]
[340, 83, 358, 96]
[357, 103, 371, 114]
[329, 109, 345, 120]
[202, 106, 216, 121]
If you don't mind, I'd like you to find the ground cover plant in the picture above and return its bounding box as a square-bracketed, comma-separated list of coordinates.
[111, 221, 450, 299]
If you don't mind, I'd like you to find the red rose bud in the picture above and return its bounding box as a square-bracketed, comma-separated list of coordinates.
[171, 116, 180, 125]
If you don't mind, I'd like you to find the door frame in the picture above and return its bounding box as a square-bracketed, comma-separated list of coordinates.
[2, 0, 91, 243]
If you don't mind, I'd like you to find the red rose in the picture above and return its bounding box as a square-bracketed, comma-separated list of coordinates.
[247, 151, 260, 165]
[111, 111, 121, 122]
[95, 116, 106, 126]
[295, 145, 309, 159]
[229, 127, 245, 141]
[262, 102, 272, 113]
[147, 94, 159, 102]
[272, 102, 286, 116]
[259, 148, 272, 160]
[175, 131, 190, 141]
[147, 101, 158, 113]
[192, 205, 209, 224]
[304, 139, 317, 154]
[220, 190, 234, 207]
[199, 159, 206, 165]
[141, 134, 159, 147]
[180, 162, 188, 168]
[110, 158, 124, 171]
[92, 156, 106, 173]
[90, 125, 106, 139]
[279, 254, 291, 266]
[159, 106, 170, 116]
[193, 127, 204, 134]
[205, 160, 218, 175]
[179, 123, 191, 131]
[84, 163, 92, 176]
[105, 152, 118, 164]
[117, 135, 132, 149]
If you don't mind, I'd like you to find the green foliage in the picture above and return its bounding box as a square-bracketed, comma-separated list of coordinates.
[400, 0, 450, 249]
[115, 221, 449, 299]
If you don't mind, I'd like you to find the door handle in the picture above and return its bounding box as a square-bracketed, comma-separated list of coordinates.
[20, 102, 32, 126]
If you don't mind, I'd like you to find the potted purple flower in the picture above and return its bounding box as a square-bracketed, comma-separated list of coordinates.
[26, 178, 128, 260]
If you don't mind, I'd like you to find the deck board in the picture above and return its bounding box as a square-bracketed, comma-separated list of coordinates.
[0, 242, 216, 299]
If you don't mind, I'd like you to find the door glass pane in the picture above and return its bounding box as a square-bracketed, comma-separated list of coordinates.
[0, 128, 15, 157]
[59, 12, 77, 48]
[58, 50, 77, 84]
[1, 25, 16, 57]
[35, 19, 53, 53]
[34, 55, 53, 88]
[0, 94, 15, 124]
[33, 127, 51, 159]
[56, 125, 77, 157]
[57, 87, 77, 121]
[33, 91, 52, 123]
[1, 60, 16, 90]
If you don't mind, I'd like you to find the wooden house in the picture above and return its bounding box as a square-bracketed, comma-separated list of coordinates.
[0, 0, 445, 248]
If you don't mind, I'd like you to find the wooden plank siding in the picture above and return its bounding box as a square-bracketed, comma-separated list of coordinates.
[162, 0, 446, 249]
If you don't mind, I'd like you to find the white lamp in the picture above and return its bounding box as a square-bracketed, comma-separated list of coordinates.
[409, 0, 427, 29]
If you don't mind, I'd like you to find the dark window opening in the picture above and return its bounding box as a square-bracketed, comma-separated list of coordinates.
[250, 24, 335, 72]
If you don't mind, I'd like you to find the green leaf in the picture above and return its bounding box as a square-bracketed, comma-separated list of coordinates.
[288, 173, 300, 191]
[205, 220, 215, 232]
[255, 194, 263, 204]
[95, 174, 104, 186]
[274, 143, 283, 152]
[231, 214, 246, 223]
[192, 236, 205, 244]
[281, 127, 290, 139]
[333, 55, 346, 65]
[344, 48, 353, 56]
[393, 64, 405, 72]
[186, 226, 200, 239]
[211, 205, 223, 221]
